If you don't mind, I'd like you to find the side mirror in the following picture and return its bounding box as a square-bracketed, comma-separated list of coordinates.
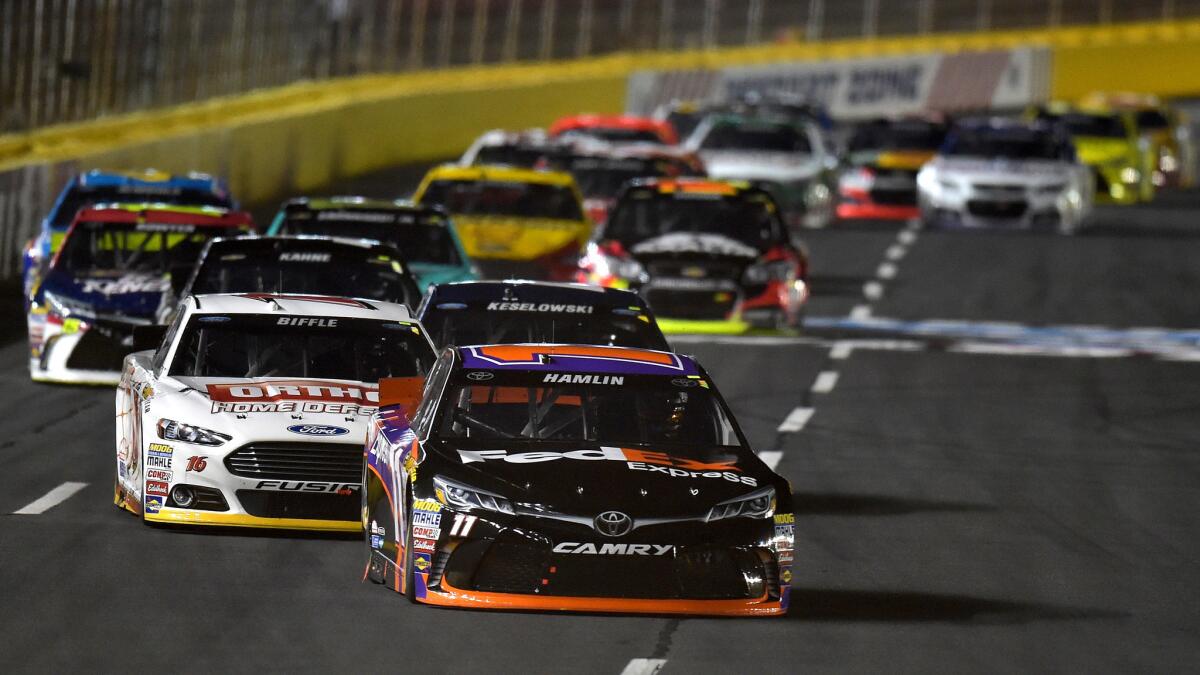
[132, 324, 168, 353]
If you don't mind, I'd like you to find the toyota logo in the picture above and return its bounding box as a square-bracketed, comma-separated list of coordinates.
[594, 510, 633, 537]
[466, 371, 494, 381]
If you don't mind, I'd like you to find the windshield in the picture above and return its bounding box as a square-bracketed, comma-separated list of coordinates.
[188, 244, 419, 307]
[422, 305, 670, 350]
[277, 216, 461, 266]
[436, 377, 743, 449]
[942, 129, 1069, 160]
[699, 122, 811, 153]
[420, 180, 583, 221]
[473, 145, 551, 168]
[1135, 109, 1170, 130]
[848, 121, 946, 152]
[56, 221, 242, 274]
[1043, 113, 1127, 139]
[604, 189, 782, 251]
[168, 314, 433, 381]
[562, 158, 658, 199]
[51, 187, 232, 229]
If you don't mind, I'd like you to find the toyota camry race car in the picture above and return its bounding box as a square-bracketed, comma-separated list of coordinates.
[267, 197, 476, 287]
[414, 165, 590, 280]
[115, 294, 436, 530]
[916, 119, 1093, 233]
[837, 117, 948, 221]
[28, 204, 254, 384]
[161, 236, 422, 322]
[576, 179, 809, 333]
[362, 344, 794, 615]
[416, 280, 670, 350]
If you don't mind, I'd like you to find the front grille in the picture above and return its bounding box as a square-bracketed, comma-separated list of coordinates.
[644, 287, 737, 320]
[966, 200, 1027, 218]
[65, 322, 134, 371]
[868, 187, 917, 205]
[235, 490, 359, 521]
[445, 539, 765, 599]
[972, 183, 1026, 194]
[224, 442, 362, 482]
[646, 260, 744, 280]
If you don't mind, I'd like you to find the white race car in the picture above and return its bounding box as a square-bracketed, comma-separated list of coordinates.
[114, 293, 436, 531]
[685, 113, 835, 229]
[916, 119, 1094, 234]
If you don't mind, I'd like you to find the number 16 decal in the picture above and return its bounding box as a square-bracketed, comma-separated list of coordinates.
[449, 514, 477, 536]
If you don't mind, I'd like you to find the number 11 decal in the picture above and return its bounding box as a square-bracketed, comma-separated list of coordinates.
[449, 513, 477, 536]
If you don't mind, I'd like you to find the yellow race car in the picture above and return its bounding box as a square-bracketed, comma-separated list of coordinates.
[1081, 93, 1196, 189]
[1030, 102, 1155, 204]
[413, 164, 590, 280]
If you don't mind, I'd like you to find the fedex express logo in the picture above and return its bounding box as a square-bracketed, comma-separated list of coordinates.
[457, 447, 757, 486]
[207, 380, 378, 415]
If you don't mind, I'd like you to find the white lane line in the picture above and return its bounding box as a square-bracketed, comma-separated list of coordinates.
[777, 406, 815, 433]
[905, 218, 923, 231]
[757, 451, 783, 470]
[863, 281, 884, 300]
[898, 229, 918, 245]
[885, 244, 907, 261]
[620, 659, 667, 675]
[13, 482, 88, 515]
[829, 341, 854, 360]
[877, 262, 898, 280]
[811, 371, 840, 393]
[850, 304, 872, 320]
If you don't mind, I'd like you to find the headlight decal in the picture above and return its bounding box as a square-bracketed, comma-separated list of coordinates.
[433, 475, 514, 515]
[706, 486, 776, 522]
[156, 418, 232, 446]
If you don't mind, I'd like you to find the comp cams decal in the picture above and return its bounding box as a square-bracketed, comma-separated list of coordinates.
[457, 447, 757, 486]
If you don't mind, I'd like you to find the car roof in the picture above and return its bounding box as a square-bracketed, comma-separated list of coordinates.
[428, 280, 645, 306]
[625, 177, 754, 197]
[76, 169, 227, 194]
[206, 234, 399, 252]
[423, 163, 577, 187]
[73, 203, 253, 226]
[455, 344, 701, 377]
[184, 293, 413, 320]
[281, 196, 441, 215]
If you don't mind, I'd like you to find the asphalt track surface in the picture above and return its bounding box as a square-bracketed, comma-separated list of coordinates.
[2, 165, 1199, 673]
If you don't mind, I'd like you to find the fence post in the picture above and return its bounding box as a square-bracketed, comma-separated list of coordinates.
[539, 0, 555, 60]
[470, 0, 487, 65]
[702, 0, 718, 48]
[918, 0, 934, 33]
[746, 0, 764, 45]
[438, 0, 455, 67]
[807, 0, 824, 42]
[502, 0, 521, 62]
[659, 0, 675, 50]
[863, 0, 879, 38]
[577, 0, 593, 57]
[1098, 0, 1112, 23]
[1047, 0, 1062, 26]
[409, 0, 427, 69]
[976, 0, 991, 31]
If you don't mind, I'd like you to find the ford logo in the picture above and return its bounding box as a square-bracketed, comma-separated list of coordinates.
[287, 424, 349, 437]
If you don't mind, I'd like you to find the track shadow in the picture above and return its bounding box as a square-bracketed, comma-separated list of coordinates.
[146, 520, 359, 541]
[794, 492, 993, 516]
[806, 274, 874, 296]
[788, 588, 1128, 624]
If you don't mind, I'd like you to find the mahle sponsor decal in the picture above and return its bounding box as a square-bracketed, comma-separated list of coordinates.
[552, 542, 674, 555]
[457, 447, 757, 486]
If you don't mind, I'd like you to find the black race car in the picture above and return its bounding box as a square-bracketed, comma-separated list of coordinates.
[161, 236, 422, 322]
[415, 280, 670, 351]
[362, 343, 794, 615]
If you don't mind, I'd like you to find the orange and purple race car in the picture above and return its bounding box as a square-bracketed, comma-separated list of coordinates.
[362, 343, 794, 616]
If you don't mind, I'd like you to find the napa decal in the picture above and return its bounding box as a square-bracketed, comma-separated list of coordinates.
[457, 447, 757, 486]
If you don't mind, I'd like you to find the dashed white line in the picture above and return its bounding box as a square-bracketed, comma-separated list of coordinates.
[620, 658, 667, 675]
[877, 262, 898, 280]
[850, 304, 872, 320]
[829, 341, 854, 360]
[885, 244, 907, 260]
[757, 451, 783, 470]
[863, 281, 884, 300]
[13, 482, 88, 515]
[898, 229, 918, 245]
[777, 406, 815, 433]
[811, 370, 840, 393]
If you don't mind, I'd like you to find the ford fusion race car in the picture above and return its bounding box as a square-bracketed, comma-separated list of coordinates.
[1030, 103, 1154, 205]
[416, 280, 670, 350]
[267, 197, 475, 287]
[576, 179, 809, 333]
[161, 236, 423, 323]
[916, 119, 1093, 234]
[362, 343, 794, 615]
[413, 165, 590, 281]
[115, 294, 436, 531]
[22, 170, 235, 300]
[837, 117, 947, 221]
[685, 114, 835, 229]
[28, 204, 254, 384]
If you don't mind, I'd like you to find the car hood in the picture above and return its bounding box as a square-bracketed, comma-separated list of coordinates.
[700, 150, 822, 181]
[407, 262, 476, 288]
[1074, 138, 1134, 165]
[930, 157, 1075, 184]
[629, 233, 760, 263]
[442, 442, 776, 517]
[41, 269, 168, 318]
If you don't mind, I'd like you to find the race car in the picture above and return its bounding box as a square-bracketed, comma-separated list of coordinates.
[837, 117, 948, 221]
[161, 236, 423, 322]
[916, 119, 1093, 234]
[685, 114, 835, 229]
[114, 293, 437, 531]
[1081, 92, 1195, 189]
[23, 169, 236, 300]
[28, 204, 254, 385]
[543, 144, 706, 225]
[362, 343, 794, 616]
[458, 128, 568, 168]
[416, 280, 670, 350]
[548, 114, 679, 146]
[413, 164, 590, 281]
[266, 197, 476, 287]
[1030, 102, 1155, 204]
[576, 179, 809, 333]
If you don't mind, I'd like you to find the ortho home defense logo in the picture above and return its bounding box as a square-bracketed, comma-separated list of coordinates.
[206, 380, 378, 414]
[457, 447, 757, 486]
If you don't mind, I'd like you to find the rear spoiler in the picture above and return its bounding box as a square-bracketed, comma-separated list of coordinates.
[378, 376, 425, 415]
